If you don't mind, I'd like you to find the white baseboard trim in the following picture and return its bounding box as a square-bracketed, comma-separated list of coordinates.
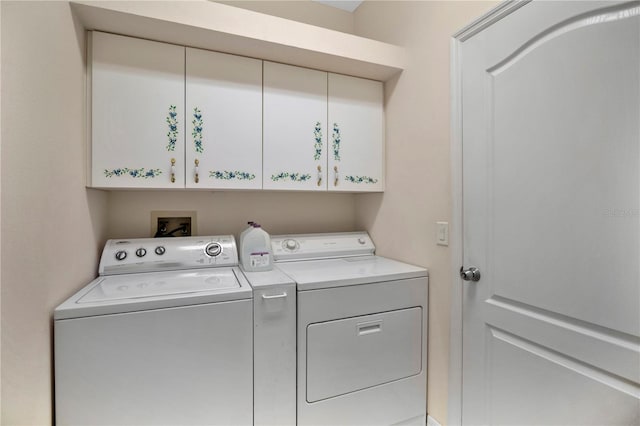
[427, 415, 442, 426]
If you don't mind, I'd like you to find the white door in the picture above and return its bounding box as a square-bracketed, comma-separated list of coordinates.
[328, 74, 384, 192]
[90, 32, 185, 188]
[263, 62, 327, 190]
[185, 48, 262, 189]
[461, 1, 639, 424]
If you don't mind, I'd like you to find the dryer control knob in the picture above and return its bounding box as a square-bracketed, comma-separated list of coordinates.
[135, 248, 147, 258]
[155, 246, 166, 256]
[358, 237, 366, 245]
[284, 239, 298, 250]
[115, 250, 127, 261]
[205, 242, 222, 257]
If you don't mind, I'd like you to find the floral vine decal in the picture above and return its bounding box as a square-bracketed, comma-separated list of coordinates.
[332, 123, 341, 161]
[313, 122, 323, 160]
[271, 172, 312, 182]
[104, 168, 162, 178]
[345, 175, 378, 184]
[166, 105, 178, 151]
[209, 170, 256, 180]
[192, 107, 204, 154]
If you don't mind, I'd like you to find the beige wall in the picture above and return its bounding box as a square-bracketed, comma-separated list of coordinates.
[215, 0, 356, 33]
[107, 191, 356, 239]
[353, 2, 496, 424]
[1, 2, 109, 424]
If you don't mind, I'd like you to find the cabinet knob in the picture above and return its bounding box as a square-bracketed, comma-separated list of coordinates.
[194, 159, 200, 184]
[334, 166, 339, 186]
[170, 158, 176, 183]
[317, 165, 322, 186]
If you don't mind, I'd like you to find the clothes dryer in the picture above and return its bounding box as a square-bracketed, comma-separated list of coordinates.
[272, 232, 429, 426]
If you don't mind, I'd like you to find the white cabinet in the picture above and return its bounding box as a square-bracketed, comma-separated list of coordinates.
[263, 62, 328, 191]
[328, 74, 384, 192]
[263, 62, 384, 192]
[89, 33, 385, 192]
[90, 32, 185, 188]
[185, 48, 262, 189]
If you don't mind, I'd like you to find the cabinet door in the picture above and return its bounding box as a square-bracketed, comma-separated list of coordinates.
[263, 62, 327, 190]
[90, 32, 185, 188]
[185, 48, 262, 189]
[328, 74, 384, 192]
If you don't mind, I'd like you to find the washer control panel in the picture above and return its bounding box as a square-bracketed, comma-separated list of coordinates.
[271, 232, 375, 261]
[99, 235, 238, 276]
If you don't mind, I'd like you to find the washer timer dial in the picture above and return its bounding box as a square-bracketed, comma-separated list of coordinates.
[205, 242, 222, 257]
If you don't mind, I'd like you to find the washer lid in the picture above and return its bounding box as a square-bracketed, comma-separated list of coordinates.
[78, 269, 240, 303]
[276, 256, 428, 291]
[54, 268, 251, 319]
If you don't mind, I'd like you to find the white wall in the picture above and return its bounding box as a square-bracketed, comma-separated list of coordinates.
[0, 2, 108, 424]
[353, 2, 497, 424]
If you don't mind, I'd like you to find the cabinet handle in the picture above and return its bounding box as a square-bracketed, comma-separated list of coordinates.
[194, 159, 200, 184]
[170, 158, 176, 183]
[262, 292, 287, 300]
[317, 165, 322, 186]
[334, 166, 339, 187]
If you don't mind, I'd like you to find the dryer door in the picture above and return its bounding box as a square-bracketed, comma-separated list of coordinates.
[306, 307, 422, 402]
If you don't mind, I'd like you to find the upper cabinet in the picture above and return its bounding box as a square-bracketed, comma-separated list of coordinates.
[185, 48, 262, 189]
[263, 62, 328, 191]
[263, 63, 384, 192]
[88, 32, 385, 192]
[328, 74, 384, 192]
[90, 32, 185, 188]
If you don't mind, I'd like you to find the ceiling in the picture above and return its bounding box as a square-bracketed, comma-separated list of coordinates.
[313, 1, 364, 13]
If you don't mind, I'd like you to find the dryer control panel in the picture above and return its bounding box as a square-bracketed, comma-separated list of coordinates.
[99, 235, 238, 275]
[271, 232, 375, 262]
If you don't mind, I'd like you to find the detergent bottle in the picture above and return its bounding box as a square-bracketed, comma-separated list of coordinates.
[239, 222, 273, 272]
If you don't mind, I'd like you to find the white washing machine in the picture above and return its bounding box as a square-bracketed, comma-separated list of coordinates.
[271, 232, 429, 426]
[54, 236, 253, 426]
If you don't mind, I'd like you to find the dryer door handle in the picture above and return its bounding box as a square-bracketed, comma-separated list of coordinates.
[357, 320, 382, 336]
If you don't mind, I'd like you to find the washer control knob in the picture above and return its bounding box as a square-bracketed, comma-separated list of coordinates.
[205, 242, 222, 257]
[135, 248, 147, 258]
[115, 250, 127, 261]
[284, 239, 298, 250]
[155, 246, 166, 256]
[358, 237, 366, 245]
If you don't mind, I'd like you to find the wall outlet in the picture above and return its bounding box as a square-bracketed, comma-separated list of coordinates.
[436, 221, 449, 246]
[151, 211, 197, 237]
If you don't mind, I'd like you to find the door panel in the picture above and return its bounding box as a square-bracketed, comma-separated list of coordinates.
[90, 32, 185, 188]
[461, 1, 640, 424]
[263, 62, 327, 190]
[185, 48, 262, 189]
[328, 74, 384, 192]
[488, 328, 639, 426]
